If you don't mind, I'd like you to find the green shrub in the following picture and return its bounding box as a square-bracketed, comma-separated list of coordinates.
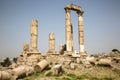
[62, 77, 71, 80]
[73, 75, 88, 79]
[34, 72, 40, 76]
[67, 74, 89, 79]
[45, 71, 53, 77]
[89, 77, 100, 80]
[67, 73, 76, 78]
[103, 77, 113, 80]
[55, 77, 71, 80]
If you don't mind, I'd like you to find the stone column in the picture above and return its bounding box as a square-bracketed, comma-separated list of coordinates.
[59, 44, 64, 52]
[49, 33, 55, 53]
[65, 8, 73, 52]
[30, 20, 38, 52]
[59, 44, 64, 54]
[77, 11, 85, 53]
[23, 43, 29, 53]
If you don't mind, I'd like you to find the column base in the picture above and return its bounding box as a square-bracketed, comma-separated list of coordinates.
[64, 51, 74, 56]
[80, 52, 87, 59]
[47, 51, 59, 55]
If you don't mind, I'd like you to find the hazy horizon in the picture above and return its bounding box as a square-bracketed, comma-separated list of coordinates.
[0, 0, 120, 58]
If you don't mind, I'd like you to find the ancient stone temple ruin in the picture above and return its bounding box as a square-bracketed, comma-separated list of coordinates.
[64, 4, 86, 56]
[1, 4, 120, 80]
[48, 33, 55, 53]
[17, 20, 41, 66]
[17, 4, 87, 66]
[17, 4, 87, 67]
[30, 20, 39, 52]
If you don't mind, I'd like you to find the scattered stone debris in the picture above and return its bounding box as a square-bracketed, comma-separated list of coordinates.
[97, 58, 111, 66]
[0, 4, 120, 80]
[11, 65, 34, 80]
[34, 60, 48, 72]
[52, 64, 62, 75]
[0, 71, 11, 80]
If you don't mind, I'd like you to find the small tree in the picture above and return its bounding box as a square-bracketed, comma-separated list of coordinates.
[1, 57, 11, 67]
[112, 49, 119, 53]
[13, 57, 18, 63]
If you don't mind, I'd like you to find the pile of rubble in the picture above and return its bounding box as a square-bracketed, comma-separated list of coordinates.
[0, 51, 120, 80]
[0, 4, 120, 80]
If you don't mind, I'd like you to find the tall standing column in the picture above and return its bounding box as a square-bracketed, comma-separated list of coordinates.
[65, 8, 73, 52]
[49, 33, 55, 53]
[30, 20, 38, 52]
[77, 12, 85, 53]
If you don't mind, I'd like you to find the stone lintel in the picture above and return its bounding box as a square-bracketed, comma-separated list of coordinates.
[65, 4, 83, 12]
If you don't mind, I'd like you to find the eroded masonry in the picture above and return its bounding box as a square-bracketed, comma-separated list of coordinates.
[30, 20, 39, 52]
[0, 4, 91, 80]
[17, 4, 87, 66]
[64, 4, 85, 55]
[48, 33, 55, 53]
[16, 4, 87, 66]
[1, 4, 120, 80]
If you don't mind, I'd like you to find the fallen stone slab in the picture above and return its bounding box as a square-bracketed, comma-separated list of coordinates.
[0, 71, 11, 80]
[98, 59, 111, 66]
[34, 60, 48, 72]
[11, 65, 34, 79]
[52, 64, 62, 75]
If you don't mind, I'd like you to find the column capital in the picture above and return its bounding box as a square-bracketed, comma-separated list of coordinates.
[77, 11, 83, 16]
[31, 20, 38, 26]
[64, 8, 70, 13]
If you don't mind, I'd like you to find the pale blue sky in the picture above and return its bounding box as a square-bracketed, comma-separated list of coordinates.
[0, 0, 120, 58]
